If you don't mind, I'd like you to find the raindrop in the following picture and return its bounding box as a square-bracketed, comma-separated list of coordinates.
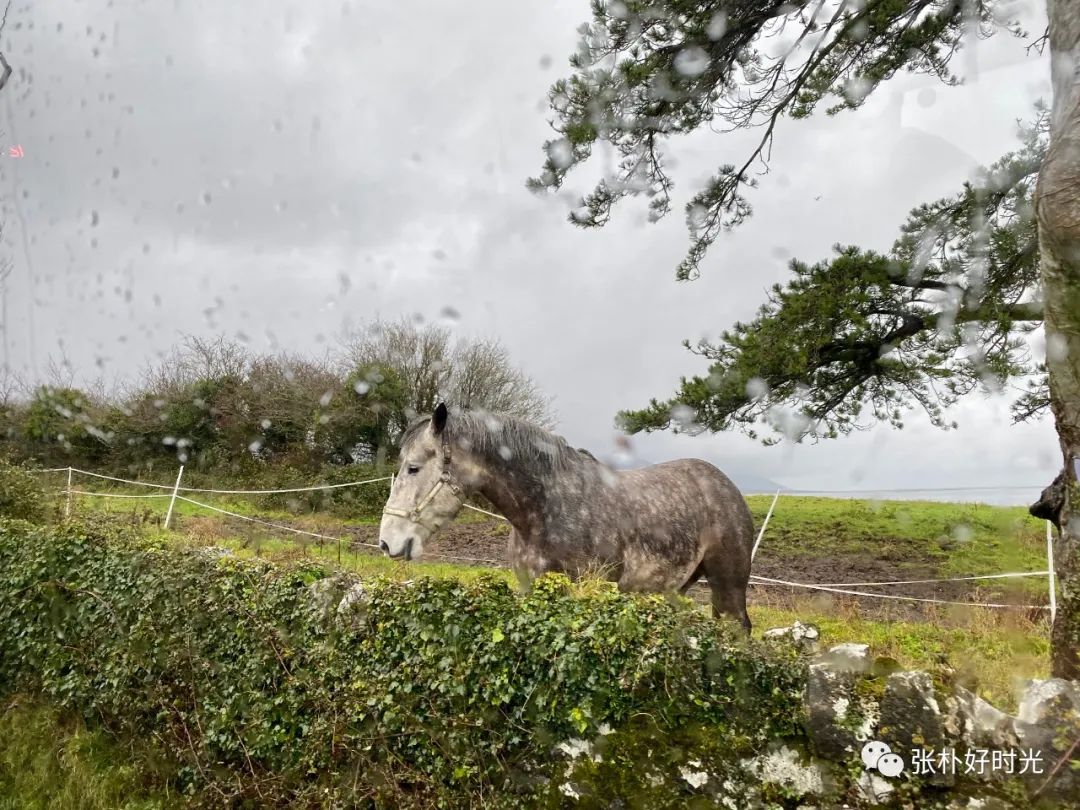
[162, 436, 176, 446]
[260, 419, 272, 429]
[498, 445, 513, 461]
[353, 381, 371, 395]
[539, 54, 552, 69]
[153, 399, 166, 408]
[746, 378, 769, 400]
[90, 210, 99, 227]
[249, 440, 263, 453]
[1046, 333, 1068, 363]
[319, 391, 333, 407]
[842, 76, 872, 104]
[440, 306, 461, 323]
[688, 204, 708, 229]
[953, 524, 973, 543]
[674, 46, 710, 77]
[917, 87, 936, 108]
[201, 191, 212, 205]
[670, 404, 696, 427]
[707, 12, 727, 40]
[546, 139, 574, 170]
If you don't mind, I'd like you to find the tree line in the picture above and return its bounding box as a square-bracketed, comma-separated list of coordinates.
[0, 319, 553, 477]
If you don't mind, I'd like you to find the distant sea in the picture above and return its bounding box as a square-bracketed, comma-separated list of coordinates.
[740, 487, 1045, 507]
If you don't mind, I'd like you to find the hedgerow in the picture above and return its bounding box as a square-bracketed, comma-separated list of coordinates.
[0, 518, 807, 807]
[0, 458, 49, 522]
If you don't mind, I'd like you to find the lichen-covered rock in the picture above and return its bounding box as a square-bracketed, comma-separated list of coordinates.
[879, 670, 951, 786]
[854, 769, 894, 803]
[949, 685, 1015, 749]
[307, 575, 346, 620]
[741, 744, 832, 799]
[1011, 678, 1080, 797]
[805, 663, 877, 759]
[763, 620, 821, 653]
[336, 581, 369, 620]
[945, 797, 1018, 810]
[1016, 678, 1080, 726]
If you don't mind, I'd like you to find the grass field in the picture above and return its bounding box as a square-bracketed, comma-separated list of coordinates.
[0, 697, 175, 810]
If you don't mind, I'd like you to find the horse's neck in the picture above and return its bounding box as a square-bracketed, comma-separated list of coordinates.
[471, 453, 596, 535]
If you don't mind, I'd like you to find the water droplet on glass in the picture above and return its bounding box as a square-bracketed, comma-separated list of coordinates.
[746, 378, 769, 400]
[707, 12, 727, 40]
[539, 54, 552, 69]
[319, 391, 333, 407]
[353, 381, 371, 395]
[953, 524, 973, 543]
[674, 46, 710, 77]
[842, 76, 872, 104]
[546, 139, 574, 170]
[90, 210, 99, 227]
[260, 419, 272, 429]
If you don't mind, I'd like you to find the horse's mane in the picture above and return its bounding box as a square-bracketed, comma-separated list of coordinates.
[401, 409, 588, 473]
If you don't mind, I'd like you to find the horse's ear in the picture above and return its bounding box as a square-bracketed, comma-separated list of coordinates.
[432, 402, 448, 435]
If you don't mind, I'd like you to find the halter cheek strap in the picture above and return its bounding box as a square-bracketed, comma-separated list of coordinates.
[382, 436, 463, 530]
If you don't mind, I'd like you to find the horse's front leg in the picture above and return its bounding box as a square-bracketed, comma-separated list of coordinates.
[507, 528, 563, 592]
[507, 528, 538, 593]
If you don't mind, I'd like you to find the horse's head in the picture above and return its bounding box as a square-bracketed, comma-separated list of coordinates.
[379, 403, 465, 561]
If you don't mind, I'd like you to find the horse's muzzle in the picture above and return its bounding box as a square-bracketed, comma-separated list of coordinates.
[381, 537, 415, 561]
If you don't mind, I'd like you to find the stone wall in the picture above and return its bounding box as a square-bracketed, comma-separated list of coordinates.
[762, 622, 1080, 808]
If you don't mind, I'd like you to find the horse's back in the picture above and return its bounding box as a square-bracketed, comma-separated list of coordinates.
[617, 458, 752, 529]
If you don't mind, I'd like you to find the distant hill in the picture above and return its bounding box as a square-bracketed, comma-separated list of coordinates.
[726, 470, 786, 494]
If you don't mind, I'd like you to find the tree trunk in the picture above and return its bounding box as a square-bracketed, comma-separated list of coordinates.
[1035, 0, 1080, 679]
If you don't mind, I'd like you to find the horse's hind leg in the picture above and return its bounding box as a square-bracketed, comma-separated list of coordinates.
[700, 552, 751, 634]
[678, 562, 705, 595]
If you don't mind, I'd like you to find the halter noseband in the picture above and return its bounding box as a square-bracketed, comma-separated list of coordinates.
[382, 433, 463, 530]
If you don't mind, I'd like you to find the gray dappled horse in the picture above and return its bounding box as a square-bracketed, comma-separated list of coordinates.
[379, 404, 754, 631]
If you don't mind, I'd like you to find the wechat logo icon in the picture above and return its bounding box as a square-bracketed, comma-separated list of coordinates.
[862, 741, 905, 778]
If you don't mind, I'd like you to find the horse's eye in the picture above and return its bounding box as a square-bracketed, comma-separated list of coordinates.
[407, 465, 420, 475]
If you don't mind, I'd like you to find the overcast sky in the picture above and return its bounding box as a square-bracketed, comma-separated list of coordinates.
[0, 0, 1061, 502]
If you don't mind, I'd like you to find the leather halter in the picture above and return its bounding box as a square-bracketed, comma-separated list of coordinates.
[382, 433, 463, 530]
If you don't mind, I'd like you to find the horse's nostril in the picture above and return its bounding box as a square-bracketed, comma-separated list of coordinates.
[379, 541, 389, 554]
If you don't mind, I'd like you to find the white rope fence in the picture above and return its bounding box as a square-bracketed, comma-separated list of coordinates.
[40, 465, 1058, 613]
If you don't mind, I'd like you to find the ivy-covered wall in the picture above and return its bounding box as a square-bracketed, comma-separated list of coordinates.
[0, 518, 1076, 808]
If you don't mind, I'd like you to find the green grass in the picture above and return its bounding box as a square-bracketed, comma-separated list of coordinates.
[0, 697, 176, 810]
[746, 495, 1049, 591]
